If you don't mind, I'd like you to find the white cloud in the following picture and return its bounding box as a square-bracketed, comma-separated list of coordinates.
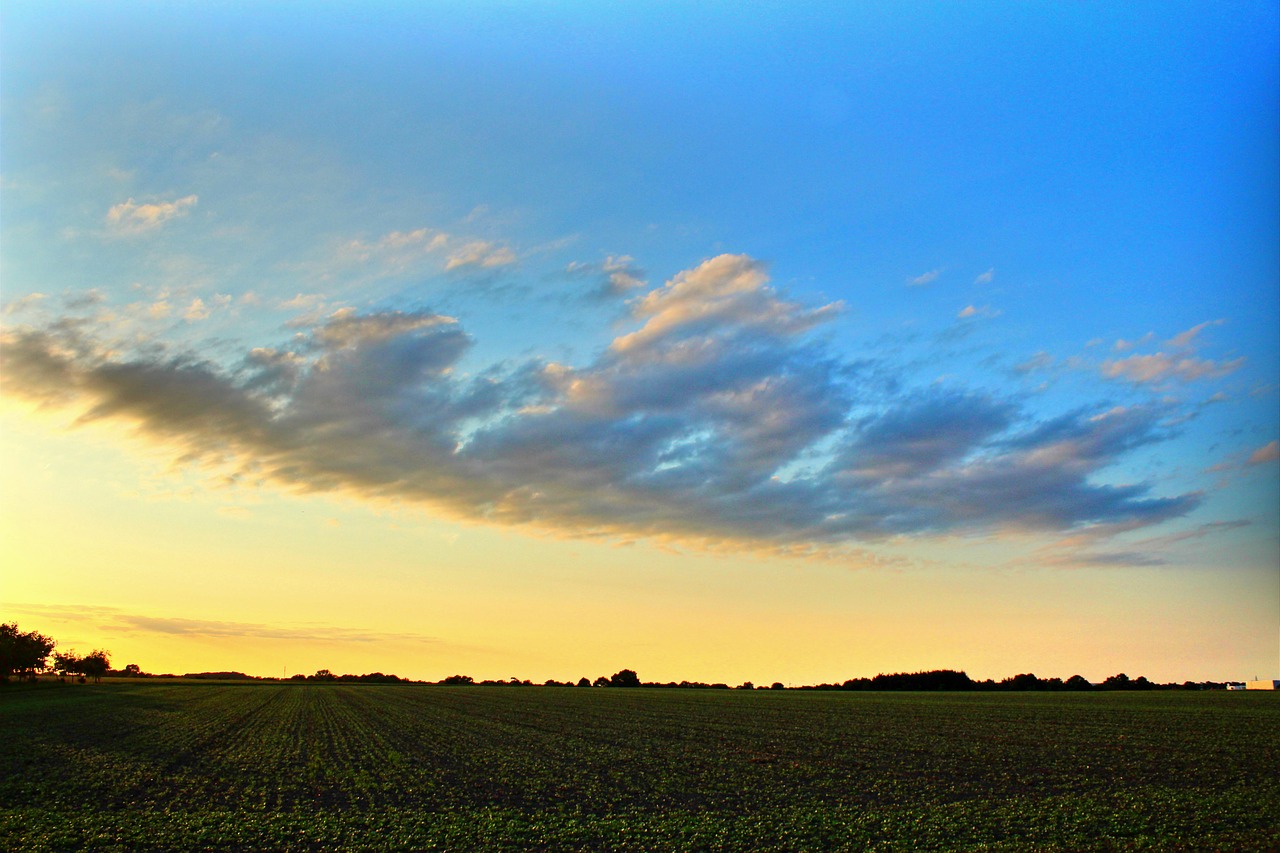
[1248, 441, 1279, 465]
[1102, 319, 1243, 386]
[1114, 332, 1154, 352]
[1101, 353, 1244, 384]
[1167, 319, 1224, 350]
[278, 293, 326, 310]
[338, 227, 516, 277]
[974, 268, 995, 284]
[566, 255, 647, 298]
[105, 195, 197, 234]
[908, 269, 941, 286]
[612, 254, 842, 356]
[957, 304, 1000, 320]
[183, 298, 210, 321]
[444, 240, 517, 271]
[342, 228, 448, 267]
[3, 293, 47, 315]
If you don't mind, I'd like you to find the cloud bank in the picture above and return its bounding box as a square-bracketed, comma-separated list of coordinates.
[1, 254, 1199, 555]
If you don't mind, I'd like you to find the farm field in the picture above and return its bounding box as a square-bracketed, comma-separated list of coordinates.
[2, 684, 1277, 851]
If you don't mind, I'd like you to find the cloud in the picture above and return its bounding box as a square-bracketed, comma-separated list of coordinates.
[1167, 319, 1224, 350]
[5, 604, 438, 645]
[612, 254, 842, 355]
[908, 269, 941, 286]
[341, 228, 447, 269]
[64, 290, 105, 311]
[105, 195, 197, 234]
[1102, 320, 1243, 386]
[444, 240, 517, 271]
[0, 253, 1200, 556]
[338, 227, 517, 277]
[1101, 353, 1244, 384]
[974, 268, 995, 284]
[3, 293, 47, 315]
[957, 304, 1000, 320]
[1032, 520, 1248, 568]
[278, 293, 326, 310]
[1014, 351, 1053, 374]
[1248, 441, 1279, 465]
[1113, 333, 1154, 352]
[183, 298, 210, 321]
[565, 255, 648, 299]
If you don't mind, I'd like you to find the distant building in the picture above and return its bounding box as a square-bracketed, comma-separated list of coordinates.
[1245, 680, 1280, 690]
[1226, 683, 1246, 690]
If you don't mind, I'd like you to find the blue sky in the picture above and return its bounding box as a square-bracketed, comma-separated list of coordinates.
[2, 2, 1277, 681]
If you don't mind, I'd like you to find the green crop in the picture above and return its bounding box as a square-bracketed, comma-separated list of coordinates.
[2, 685, 1276, 850]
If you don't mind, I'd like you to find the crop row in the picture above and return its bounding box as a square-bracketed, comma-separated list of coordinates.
[3, 685, 1277, 850]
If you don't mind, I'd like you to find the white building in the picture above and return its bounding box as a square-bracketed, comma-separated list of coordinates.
[1245, 679, 1280, 690]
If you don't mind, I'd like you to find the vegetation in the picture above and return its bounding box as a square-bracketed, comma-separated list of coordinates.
[0, 623, 1244, 692]
[2, 682, 1276, 851]
[0, 623, 55, 682]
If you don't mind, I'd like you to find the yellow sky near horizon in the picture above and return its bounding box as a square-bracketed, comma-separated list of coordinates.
[4, 406, 1273, 685]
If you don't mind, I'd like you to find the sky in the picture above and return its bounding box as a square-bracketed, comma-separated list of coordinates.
[1, 2, 1277, 685]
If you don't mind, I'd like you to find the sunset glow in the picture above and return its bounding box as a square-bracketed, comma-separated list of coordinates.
[2, 3, 1276, 684]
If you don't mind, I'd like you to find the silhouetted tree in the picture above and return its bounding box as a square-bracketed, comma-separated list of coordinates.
[592, 676, 609, 687]
[53, 651, 82, 680]
[576, 677, 591, 687]
[440, 674, 474, 685]
[0, 623, 56, 682]
[1001, 673, 1043, 691]
[122, 663, 144, 677]
[79, 650, 111, 683]
[1101, 673, 1131, 690]
[871, 670, 974, 691]
[1064, 674, 1093, 691]
[608, 669, 641, 688]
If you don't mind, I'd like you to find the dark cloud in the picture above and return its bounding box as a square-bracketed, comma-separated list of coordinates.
[1, 254, 1203, 554]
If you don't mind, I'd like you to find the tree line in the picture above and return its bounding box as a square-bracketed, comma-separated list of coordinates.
[432, 669, 1232, 691]
[0, 623, 112, 683]
[0, 623, 1238, 690]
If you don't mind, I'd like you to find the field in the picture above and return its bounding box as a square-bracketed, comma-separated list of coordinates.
[2, 684, 1277, 851]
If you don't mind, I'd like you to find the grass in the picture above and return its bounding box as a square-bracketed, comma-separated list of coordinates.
[2, 683, 1277, 851]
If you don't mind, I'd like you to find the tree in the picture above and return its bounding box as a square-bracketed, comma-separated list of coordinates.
[576, 677, 591, 687]
[608, 669, 641, 688]
[53, 651, 82, 680]
[122, 663, 143, 677]
[592, 676, 609, 687]
[441, 674, 474, 685]
[79, 650, 111, 683]
[1001, 673, 1043, 691]
[0, 623, 56, 682]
